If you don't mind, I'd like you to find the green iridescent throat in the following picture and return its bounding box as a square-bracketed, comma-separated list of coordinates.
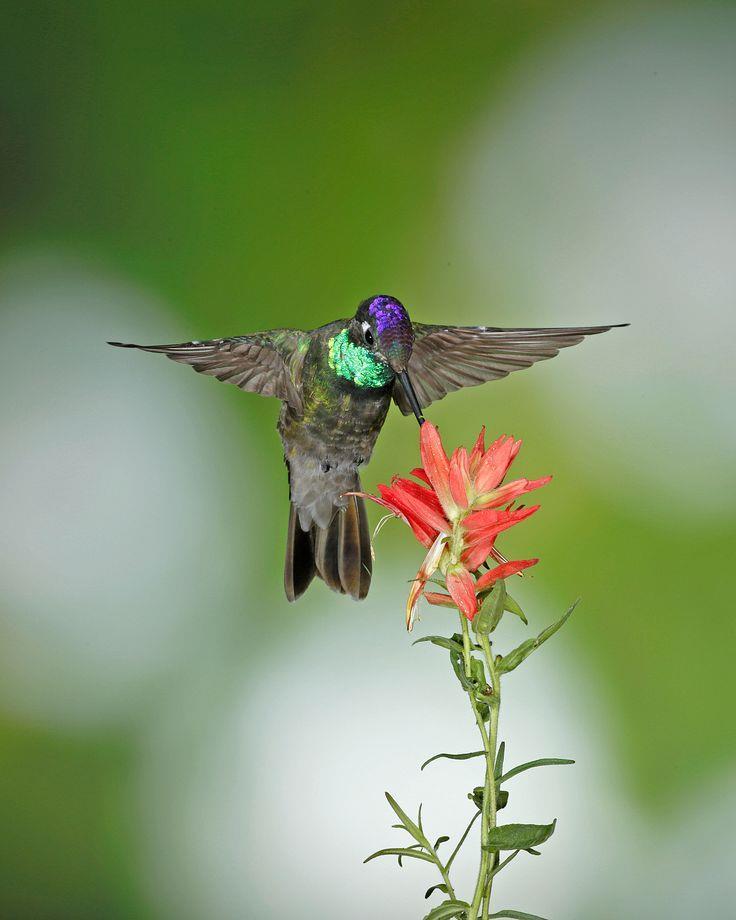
[327, 328, 393, 388]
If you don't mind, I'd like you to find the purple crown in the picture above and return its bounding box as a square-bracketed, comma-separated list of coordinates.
[368, 296, 409, 335]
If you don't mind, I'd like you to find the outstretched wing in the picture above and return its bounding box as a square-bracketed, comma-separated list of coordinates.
[109, 329, 309, 411]
[393, 323, 627, 414]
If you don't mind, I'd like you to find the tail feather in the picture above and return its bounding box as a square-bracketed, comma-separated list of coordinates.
[284, 494, 372, 602]
[337, 495, 372, 600]
[314, 513, 344, 594]
[284, 504, 316, 601]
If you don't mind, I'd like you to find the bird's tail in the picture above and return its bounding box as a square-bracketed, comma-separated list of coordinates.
[284, 494, 372, 602]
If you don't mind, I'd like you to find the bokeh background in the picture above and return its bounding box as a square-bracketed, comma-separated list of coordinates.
[2, 2, 735, 917]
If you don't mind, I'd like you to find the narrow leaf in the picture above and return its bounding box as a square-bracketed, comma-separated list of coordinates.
[413, 635, 464, 654]
[474, 580, 506, 635]
[364, 847, 434, 865]
[489, 911, 550, 919]
[497, 638, 535, 674]
[424, 900, 471, 920]
[498, 600, 579, 674]
[424, 883, 449, 899]
[503, 592, 528, 625]
[489, 848, 521, 878]
[433, 835, 450, 850]
[483, 820, 557, 851]
[494, 740, 506, 780]
[445, 810, 481, 872]
[450, 649, 475, 691]
[499, 758, 575, 785]
[537, 599, 578, 644]
[398, 843, 425, 867]
[385, 792, 424, 844]
[421, 749, 485, 771]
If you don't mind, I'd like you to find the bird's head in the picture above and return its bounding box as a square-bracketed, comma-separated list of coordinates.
[353, 295, 414, 372]
[352, 295, 424, 424]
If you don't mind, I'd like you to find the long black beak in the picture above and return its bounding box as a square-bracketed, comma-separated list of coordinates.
[397, 370, 425, 425]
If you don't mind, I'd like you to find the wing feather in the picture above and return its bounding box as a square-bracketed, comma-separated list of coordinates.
[393, 323, 626, 413]
[109, 330, 308, 411]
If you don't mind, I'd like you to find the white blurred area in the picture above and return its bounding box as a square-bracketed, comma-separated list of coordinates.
[0, 251, 252, 728]
[453, 4, 736, 516]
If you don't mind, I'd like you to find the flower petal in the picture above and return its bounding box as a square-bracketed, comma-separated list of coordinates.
[410, 467, 431, 485]
[461, 536, 497, 573]
[361, 486, 435, 547]
[468, 427, 486, 475]
[448, 447, 471, 508]
[476, 476, 552, 509]
[389, 477, 448, 529]
[378, 482, 441, 547]
[474, 436, 522, 494]
[423, 592, 456, 607]
[446, 567, 478, 620]
[420, 421, 456, 518]
[406, 532, 447, 630]
[475, 558, 539, 592]
[463, 504, 540, 537]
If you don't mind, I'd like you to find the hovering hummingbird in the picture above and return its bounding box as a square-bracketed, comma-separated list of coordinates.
[110, 295, 624, 602]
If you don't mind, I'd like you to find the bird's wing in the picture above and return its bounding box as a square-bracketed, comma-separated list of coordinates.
[109, 329, 310, 412]
[393, 322, 627, 414]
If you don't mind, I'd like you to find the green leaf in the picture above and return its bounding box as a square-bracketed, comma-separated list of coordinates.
[497, 789, 509, 810]
[503, 592, 528, 625]
[433, 835, 450, 850]
[474, 580, 506, 635]
[494, 741, 506, 780]
[384, 792, 424, 844]
[497, 638, 536, 674]
[423, 900, 471, 919]
[424, 883, 449, 899]
[413, 635, 464, 654]
[363, 847, 434, 865]
[421, 749, 485, 771]
[471, 655, 487, 685]
[483, 820, 557, 852]
[398, 843, 425, 867]
[499, 758, 575, 785]
[497, 600, 579, 674]
[537, 599, 579, 644]
[489, 911, 550, 919]
[450, 649, 475, 692]
[469, 785, 484, 810]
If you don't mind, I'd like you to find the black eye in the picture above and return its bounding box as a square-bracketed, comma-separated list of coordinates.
[363, 327, 375, 347]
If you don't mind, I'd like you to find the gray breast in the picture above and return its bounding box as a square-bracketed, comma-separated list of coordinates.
[287, 451, 362, 530]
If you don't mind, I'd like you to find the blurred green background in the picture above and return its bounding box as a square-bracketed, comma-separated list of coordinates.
[1, 1, 735, 917]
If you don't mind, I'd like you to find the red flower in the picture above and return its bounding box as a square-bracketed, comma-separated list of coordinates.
[357, 422, 549, 629]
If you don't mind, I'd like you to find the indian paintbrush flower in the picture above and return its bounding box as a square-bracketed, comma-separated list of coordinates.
[362, 421, 578, 920]
[359, 422, 550, 628]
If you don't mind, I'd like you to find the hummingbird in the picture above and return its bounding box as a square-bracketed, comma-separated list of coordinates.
[109, 295, 625, 602]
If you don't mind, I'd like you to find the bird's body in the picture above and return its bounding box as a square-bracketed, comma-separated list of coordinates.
[110, 295, 625, 602]
[279, 319, 391, 529]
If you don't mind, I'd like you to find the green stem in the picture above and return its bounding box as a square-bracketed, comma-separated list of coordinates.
[479, 634, 501, 920]
[462, 626, 501, 920]
[461, 616, 473, 679]
[426, 839, 457, 901]
[458, 618, 498, 920]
